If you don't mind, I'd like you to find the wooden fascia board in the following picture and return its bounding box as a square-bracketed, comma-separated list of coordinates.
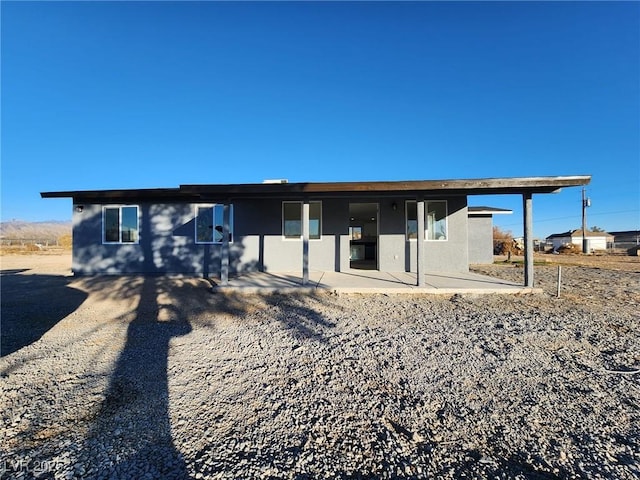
[41, 175, 591, 201]
[181, 175, 591, 196]
[41, 189, 195, 202]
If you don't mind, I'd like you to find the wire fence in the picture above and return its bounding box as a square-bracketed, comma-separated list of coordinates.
[607, 241, 640, 254]
[0, 238, 64, 251]
[1, 238, 61, 245]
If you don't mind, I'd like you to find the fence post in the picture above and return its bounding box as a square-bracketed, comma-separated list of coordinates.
[556, 265, 562, 298]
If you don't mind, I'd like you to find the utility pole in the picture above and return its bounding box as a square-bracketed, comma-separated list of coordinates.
[581, 188, 591, 253]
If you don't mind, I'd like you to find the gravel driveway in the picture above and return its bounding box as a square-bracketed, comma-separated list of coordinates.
[1, 254, 639, 479]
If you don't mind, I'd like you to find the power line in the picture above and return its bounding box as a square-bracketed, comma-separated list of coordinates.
[497, 209, 639, 228]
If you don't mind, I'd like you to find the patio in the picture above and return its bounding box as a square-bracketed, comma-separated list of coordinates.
[210, 270, 540, 295]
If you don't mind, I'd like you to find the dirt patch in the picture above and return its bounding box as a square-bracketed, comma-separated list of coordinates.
[1, 252, 72, 275]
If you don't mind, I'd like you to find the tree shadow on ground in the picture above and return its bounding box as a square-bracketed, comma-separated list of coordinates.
[82, 276, 192, 479]
[77, 277, 339, 479]
[0, 270, 87, 357]
[204, 276, 338, 343]
[263, 293, 336, 342]
[2, 268, 337, 478]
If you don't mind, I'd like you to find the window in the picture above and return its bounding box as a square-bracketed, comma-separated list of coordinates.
[406, 201, 418, 240]
[195, 204, 233, 244]
[103, 206, 139, 244]
[406, 200, 448, 240]
[349, 226, 363, 240]
[282, 201, 321, 239]
[427, 201, 448, 240]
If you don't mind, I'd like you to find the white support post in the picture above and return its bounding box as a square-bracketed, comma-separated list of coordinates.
[523, 192, 534, 287]
[416, 198, 426, 287]
[221, 202, 230, 286]
[302, 200, 310, 285]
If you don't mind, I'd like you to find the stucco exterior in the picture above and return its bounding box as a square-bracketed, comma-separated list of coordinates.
[43, 176, 592, 285]
[468, 215, 494, 264]
[405, 196, 468, 272]
[70, 195, 470, 275]
[467, 207, 512, 264]
[72, 203, 218, 275]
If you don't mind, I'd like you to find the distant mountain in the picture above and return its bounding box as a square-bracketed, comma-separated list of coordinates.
[0, 220, 72, 241]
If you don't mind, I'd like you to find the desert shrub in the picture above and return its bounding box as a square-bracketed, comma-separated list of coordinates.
[493, 226, 522, 255]
[556, 243, 582, 254]
[58, 234, 73, 249]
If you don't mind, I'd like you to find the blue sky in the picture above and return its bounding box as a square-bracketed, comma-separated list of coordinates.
[2, 1, 638, 238]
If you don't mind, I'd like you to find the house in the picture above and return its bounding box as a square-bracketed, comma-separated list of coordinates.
[546, 229, 613, 252]
[41, 175, 590, 287]
[467, 206, 512, 264]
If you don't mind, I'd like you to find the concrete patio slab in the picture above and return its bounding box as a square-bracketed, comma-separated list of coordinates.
[210, 270, 540, 295]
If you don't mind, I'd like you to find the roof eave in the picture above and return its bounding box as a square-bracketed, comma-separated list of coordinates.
[41, 188, 188, 200]
[181, 175, 592, 196]
[41, 175, 592, 200]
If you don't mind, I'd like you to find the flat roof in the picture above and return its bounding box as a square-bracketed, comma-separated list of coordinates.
[41, 175, 591, 200]
[468, 206, 513, 215]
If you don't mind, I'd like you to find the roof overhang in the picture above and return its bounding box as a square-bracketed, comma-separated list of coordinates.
[41, 175, 591, 201]
[468, 206, 513, 215]
[41, 188, 195, 202]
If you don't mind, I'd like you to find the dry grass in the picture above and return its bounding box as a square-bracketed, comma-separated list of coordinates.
[0, 245, 70, 256]
[496, 252, 640, 273]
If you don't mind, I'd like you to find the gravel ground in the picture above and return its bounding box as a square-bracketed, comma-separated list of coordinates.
[1, 253, 639, 479]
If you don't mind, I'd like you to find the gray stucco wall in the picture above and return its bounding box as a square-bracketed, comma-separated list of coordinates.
[404, 197, 469, 273]
[378, 198, 407, 272]
[71, 195, 471, 275]
[231, 198, 344, 273]
[468, 215, 494, 264]
[72, 202, 227, 275]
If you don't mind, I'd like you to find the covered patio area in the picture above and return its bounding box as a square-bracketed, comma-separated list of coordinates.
[209, 269, 540, 295]
[42, 175, 590, 283]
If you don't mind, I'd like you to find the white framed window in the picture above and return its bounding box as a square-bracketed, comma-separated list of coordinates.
[282, 201, 321, 240]
[103, 206, 139, 244]
[406, 200, 448, 241]
[349, 226, 363, 240]
[195, 204, 234, 244]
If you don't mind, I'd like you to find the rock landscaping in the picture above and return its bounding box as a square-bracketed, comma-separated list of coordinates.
[1, 254, 638, 479]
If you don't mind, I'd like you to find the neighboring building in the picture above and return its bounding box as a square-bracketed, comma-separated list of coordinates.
[609, 230, 640, 246]
[467, 206, 512, 264]
[608, 230, 640, 254]
[42, 175, 590, 286]
[546, 229, 613, 252]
